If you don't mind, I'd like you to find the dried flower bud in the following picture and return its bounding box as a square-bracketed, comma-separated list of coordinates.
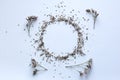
[33, 69, 39, 75]
[31, 59, 37, 68]
[79, 71, 84, 76]
[26, 16, 37, 22]
[86, 9, 90, 13]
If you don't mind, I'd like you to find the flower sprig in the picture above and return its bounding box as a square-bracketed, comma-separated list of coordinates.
[26, 16, 38, 36]
[86, 9, 99, 29]
[65, 58, 92, 76]
[30, 59, 47, 75]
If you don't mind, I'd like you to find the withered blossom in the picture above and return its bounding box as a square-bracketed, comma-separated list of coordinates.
[86, 9, 99, 29]
[31, 58, 47, 75]
[26, 16, 37, 36]
[65, 58, 92, 76]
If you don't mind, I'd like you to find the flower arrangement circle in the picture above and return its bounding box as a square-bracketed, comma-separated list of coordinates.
[37, 15, 85, 61]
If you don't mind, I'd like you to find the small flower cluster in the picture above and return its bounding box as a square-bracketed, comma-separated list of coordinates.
[36, 15, 85, 62]
[66, 58, 92, 76]
[30, 58, 47, 75]
[26, 16, 38, 36]
[86, 9, 99, 29]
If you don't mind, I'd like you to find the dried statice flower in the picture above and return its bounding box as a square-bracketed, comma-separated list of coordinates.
[66, 58, 92, 76]
[26, 16, 37, 36]
[31, 58, 47, 75]
[86, 9, 99, 29]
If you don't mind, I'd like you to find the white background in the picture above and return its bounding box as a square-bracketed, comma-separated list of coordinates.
[0, 0, 120, 80]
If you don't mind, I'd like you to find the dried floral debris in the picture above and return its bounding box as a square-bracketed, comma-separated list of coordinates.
[26, 16, 38, 36]
[23, 1, 100, 78]
[36, 15, 85, 61]
[86, 9, 99, 29]
[66, 58, 92, 76]
[30, 58, 47, 75]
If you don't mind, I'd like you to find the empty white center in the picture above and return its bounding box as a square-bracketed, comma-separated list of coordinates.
[44, 22, 77, 56]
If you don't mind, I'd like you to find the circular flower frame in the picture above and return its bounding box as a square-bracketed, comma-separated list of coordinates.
[37, 15, 85, 61]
